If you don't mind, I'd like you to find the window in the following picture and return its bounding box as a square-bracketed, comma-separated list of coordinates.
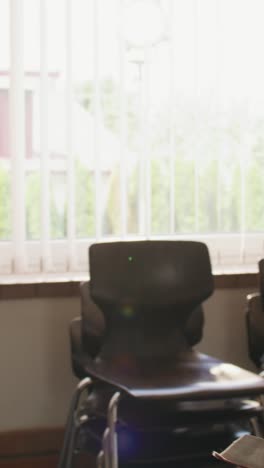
[1, 0, 264, 278]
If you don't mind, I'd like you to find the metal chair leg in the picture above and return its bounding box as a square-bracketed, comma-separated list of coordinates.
[103, 427, 111, 468]
[97, 450, 105, 468]
[107, 392, 121, 468]
[250, 415, 264, 438]
[64, 418, 80, 468]
[65, 414, 89, 468]
[58, 377, 92, 468]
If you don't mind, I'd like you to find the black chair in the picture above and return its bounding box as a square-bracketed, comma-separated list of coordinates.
[59, 241, 264, 468]
[246, 259, 264, 371]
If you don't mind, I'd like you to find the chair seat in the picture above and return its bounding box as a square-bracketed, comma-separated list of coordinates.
[84, 383, 262, 428]
[77, 416, 248, 464]
[81, 350, 264, 401]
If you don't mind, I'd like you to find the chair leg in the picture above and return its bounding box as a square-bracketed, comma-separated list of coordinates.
[97, 450, 105, 468]
[103, 428, 111, 468]
[58, 377, 92, 468]
[107, 392, 121, 468]
[250, 415, 264, 438]
[64, 418, 79, 468]
[65, 414, 89, 468]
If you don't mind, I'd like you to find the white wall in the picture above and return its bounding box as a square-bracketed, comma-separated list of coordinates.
[0, 297, 78, 431]
[198, 289, 256, 372]
[0, 288, 257, 431]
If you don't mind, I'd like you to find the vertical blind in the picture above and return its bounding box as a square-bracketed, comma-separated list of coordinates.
[1, 0, 264, 278]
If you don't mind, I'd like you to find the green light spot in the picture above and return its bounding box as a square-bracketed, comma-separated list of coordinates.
[128, 256, 133, 262]
[122, 305, 134, 318]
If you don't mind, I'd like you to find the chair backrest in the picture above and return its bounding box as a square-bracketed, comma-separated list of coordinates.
[89, 240, 213, 310]
[246, 293, 264, 368]
[80, 281, 105, 357]
[259, 259, 264, 304]
[79, 281, 205, 358]
[88, 241, 213, 358]
[246, 259, 264, 369]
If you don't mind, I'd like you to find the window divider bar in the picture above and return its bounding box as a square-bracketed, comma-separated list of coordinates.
[240, 120, 250, 264]
[169, 0, 175, 235]
[137, 50, 145, 236]
[39, 0, 52, 272]
[144, 47, 151, 239]
[119, 0, 127, 238]
[138, 46, 151, 237]
[93, 0, 102, 240]
[65, 0, 76, 271]
[215, 0, 222, 235]
[9, 0, 26, 274]
[193, 0, 199, 233]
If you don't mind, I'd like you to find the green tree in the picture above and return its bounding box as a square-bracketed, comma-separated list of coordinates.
[25, 163, 95, 240]
[246, 130, 264, 231]
[77, 77, 139, 148]
[26, 172, 40, 239]
[75, 160, 95, 238]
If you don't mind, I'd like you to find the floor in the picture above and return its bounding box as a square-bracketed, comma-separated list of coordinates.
[0, 453, 95, 468]
[0, 455, 59, 468]
[0, 455, 228, 468]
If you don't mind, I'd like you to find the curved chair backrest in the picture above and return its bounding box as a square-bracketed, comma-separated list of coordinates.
[87, 240, 213, 358]
[89, 240, 213, 310]
[246, 259, 264, 369]
[80, 281, 105, 357]
[79, 281, 205, 359]
[246, 293, 264, 368]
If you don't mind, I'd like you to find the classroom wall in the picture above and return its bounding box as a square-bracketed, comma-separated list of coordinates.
[0, 288, 257, 431]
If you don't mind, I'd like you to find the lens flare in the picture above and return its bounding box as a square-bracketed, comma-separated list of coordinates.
[121, 305, 134, 318]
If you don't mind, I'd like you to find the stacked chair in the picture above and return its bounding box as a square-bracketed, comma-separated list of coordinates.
[246, 259, 264, 371]
[59, 241, 264, 468]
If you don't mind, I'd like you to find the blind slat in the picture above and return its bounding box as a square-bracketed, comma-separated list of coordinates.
[93, 0, 102, 240]
[40, 0, 52, 272]
[144, 47, 151, 238]
[10, 0, 26, 273]
[193, 0, 199, 233]
[169, 0, 175, 235]
[65, 0, 76, 270]
[119, 0, 127, 238]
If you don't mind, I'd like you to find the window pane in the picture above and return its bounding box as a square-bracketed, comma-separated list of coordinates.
[0, 0, 10, 242]
[246, 121, 264, 232]
[151, 158, 170, 235]
[50, 173, 67, 239]
[174, 156, 195, 233]
[0, 161, 11, 240]
[4, 0, 264, 274]
[75, 161, 95, 238]
[26, 171, 40, 240]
